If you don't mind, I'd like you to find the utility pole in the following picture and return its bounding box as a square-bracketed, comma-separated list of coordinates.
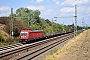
[52, 18, 57, 34]
[74, 5, 77, 36]
[63, 22, 64, 32]
[52, 18, 53, 34]
[82, 17, 84, 30]
[10, 8, 13, 39]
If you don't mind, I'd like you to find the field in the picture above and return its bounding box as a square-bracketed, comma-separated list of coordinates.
[41, 29, 90, 60]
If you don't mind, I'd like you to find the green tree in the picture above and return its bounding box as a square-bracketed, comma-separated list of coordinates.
[33, 10, 41, 23]
[9, 7, 70, 35]
[45, 19, 52, 26]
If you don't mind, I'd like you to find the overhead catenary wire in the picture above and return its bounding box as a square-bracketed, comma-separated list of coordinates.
[54, 5, 77, 36]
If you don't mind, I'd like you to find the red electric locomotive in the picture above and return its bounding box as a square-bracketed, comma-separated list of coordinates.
[20, 30, 44, 43]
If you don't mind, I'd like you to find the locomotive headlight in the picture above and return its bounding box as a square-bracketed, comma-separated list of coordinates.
[21, 36, 23, 38]
[25, 36, 26, 37]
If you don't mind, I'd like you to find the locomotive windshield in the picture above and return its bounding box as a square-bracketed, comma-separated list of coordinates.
[21, 32, 28, 36]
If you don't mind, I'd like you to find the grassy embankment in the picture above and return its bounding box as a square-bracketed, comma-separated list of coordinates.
[0, 38, 19, 47]
[0, 31, 19, 47]
[41, 29, 90, 60]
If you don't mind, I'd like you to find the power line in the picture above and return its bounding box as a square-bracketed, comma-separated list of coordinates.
[54, 5, 77, 36]
[54, 16, 75, 18]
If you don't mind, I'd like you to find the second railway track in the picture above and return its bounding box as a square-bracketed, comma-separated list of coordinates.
[0, 32, 74, 60]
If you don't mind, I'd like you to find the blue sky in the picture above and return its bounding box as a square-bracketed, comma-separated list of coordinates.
[0, 0, 90, 26]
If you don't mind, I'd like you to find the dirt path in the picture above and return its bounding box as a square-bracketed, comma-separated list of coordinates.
[41, 29, 90, 60]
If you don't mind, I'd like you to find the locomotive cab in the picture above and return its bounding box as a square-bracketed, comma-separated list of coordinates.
[20, 30, 30, 43]
[20, 32, 28, 39]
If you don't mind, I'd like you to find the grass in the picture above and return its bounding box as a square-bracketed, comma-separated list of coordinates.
[41, 29, 90, 60]
[49, 48, 58, 55]
[0, 38, 19, 47]
[0, 33, 4, 42]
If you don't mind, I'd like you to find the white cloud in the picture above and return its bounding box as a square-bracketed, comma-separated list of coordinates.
[87, 7, 90, 16]
[52, 0, 57, 2]
[42, 9, 50, 13]
[27, 5, 45, 10]
[53, 0, 60, 5]
[78, 6, 86, 12]
[43, 9, 54, 15]
[36, 0, 43, 3]
[0, 6, 10, 17]
[0, 6, 10, 11]
[61, 0, 90, 6]
[60, 6, 87, 14]
[55, 1, 60, 5]
[46, 9, 54, 13]
[60, 7, 74, 13]
[0, 12, 10, 17]
[29, 0, 34, 3]
[87, 14, 90, 16]
[40, 8, 57, 19]
[87, 7, 90, 11]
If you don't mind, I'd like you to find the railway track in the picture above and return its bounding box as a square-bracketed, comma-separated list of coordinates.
[0, 32, 74, 60]
[14, 33, 73, 60]
[0, 43, 24, 52]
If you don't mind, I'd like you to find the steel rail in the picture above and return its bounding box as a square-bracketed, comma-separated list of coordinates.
[12, 33, 73, 60]
[0, 32, 73, 60]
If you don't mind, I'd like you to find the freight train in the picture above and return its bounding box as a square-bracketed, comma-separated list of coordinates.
[19, 29, 74, 43]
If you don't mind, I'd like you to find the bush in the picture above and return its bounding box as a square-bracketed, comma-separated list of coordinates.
[0, 33, 4, 42]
